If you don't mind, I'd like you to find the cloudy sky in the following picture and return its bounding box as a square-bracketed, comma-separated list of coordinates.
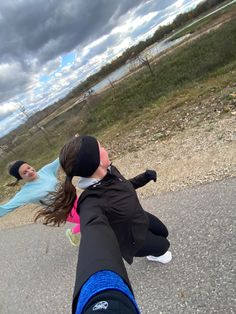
[0, 0, 204, 138]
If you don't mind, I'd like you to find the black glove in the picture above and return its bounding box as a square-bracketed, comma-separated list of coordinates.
[145, 170, 157, 182]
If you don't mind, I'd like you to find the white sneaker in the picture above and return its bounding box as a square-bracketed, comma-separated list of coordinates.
[146, 251, 172, 264]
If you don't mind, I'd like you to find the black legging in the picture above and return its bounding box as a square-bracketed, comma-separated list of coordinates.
[135, 212, 170, 257]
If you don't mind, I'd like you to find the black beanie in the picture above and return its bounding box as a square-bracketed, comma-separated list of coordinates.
[9, 160, 26, 180]
[72, 135, 100, 178]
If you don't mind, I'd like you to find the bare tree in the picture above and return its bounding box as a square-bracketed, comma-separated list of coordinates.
[18, 104, 52, 145]
[137, 55, 155, 76]
[128, 51, 155, 76]
[108, 78, 115, 89]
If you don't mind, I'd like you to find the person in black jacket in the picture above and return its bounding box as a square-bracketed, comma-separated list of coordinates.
[38, 135, 171, 264]
[38, 135, 172, 311]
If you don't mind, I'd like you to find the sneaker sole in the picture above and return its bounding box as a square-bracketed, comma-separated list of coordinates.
[147, 252, 172, 264]
[66, 230, 79, 247]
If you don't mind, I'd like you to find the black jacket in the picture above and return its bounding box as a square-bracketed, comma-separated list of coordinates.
[78, 165, 151, 264]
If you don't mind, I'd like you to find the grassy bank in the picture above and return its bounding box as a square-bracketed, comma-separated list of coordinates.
[81, 18, 236, 133]
[0, 17, 235, 197]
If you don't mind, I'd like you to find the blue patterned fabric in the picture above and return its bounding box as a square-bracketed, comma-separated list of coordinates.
[75, 270, 140, 314]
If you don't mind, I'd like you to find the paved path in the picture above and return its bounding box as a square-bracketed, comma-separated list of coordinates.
[0, 178, 235, 314]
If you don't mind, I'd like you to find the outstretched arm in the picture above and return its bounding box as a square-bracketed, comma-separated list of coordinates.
[0, 190, 30, 217]
[129, 169, 157, 189]
[72, 201, 139, 313]
[0, 180, 45, 217]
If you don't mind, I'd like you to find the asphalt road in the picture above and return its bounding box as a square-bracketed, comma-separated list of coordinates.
[0, 178, 235, 314]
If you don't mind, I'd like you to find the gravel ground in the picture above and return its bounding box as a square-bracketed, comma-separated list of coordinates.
[0, 113, 235, 230]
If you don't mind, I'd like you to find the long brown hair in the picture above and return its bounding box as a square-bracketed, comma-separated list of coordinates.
[35, 137, 82, 226]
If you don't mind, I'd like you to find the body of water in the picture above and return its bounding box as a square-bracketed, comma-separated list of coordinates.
[92, 35, 190, 93]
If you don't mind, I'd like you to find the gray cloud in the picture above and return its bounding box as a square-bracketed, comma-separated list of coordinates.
[0, 0, 147, 104]
[81, 34, 121, 64]
[0, 62, 29, 102]
[0, 111, 13, 120]
[134, 0, 174, 17]
[0, 0, 145, 65]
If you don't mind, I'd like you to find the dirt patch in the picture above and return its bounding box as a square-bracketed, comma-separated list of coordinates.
[114, 115, 235, 195]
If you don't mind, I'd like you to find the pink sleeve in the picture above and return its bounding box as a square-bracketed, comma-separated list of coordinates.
[67, 196, 80, 224]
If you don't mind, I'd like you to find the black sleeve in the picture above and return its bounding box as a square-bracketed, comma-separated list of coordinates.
[72, 200, 132, 313]
[129, 172, 151, 189]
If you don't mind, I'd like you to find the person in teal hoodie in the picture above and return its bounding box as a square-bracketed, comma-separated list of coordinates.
[0, 158, 80, 246]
